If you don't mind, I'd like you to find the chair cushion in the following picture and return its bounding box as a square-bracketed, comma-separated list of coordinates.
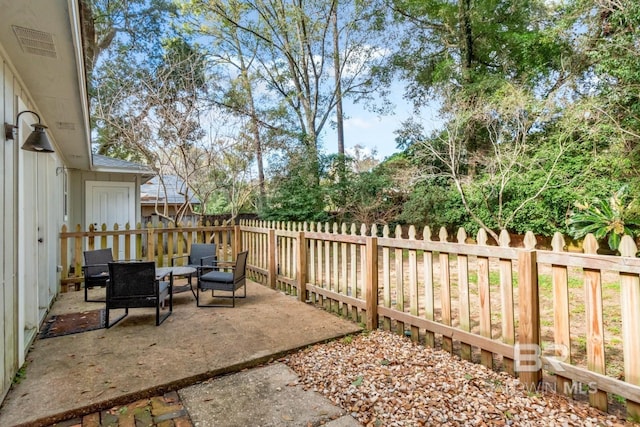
[200, 270, 233, 284]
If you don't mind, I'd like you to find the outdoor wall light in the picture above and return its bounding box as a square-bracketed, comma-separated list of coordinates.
[4, 110, 55, 153]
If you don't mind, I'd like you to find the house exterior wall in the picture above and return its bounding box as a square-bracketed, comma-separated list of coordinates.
[0, 48, 68, 403]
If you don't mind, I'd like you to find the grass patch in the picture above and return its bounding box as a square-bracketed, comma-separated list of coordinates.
[341, 335, 354, 344]
[12, 366, 27, 385]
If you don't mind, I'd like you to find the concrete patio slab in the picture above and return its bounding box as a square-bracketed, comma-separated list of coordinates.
[0, 281, 362, 426]
[179, 362, 360, 427]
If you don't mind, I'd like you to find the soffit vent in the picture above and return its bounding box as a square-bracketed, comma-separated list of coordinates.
[12, 26, 57, 58]
[57, 122, 76, 130]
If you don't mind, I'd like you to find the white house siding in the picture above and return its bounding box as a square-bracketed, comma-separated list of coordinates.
[0, 48, 67, 403]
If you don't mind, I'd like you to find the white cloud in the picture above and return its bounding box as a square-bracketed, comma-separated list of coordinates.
[344, 116, 378, 130]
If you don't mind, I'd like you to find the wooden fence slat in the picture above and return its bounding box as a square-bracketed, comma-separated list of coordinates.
[395, 225, 405, 335]
[620, 235, 640, 418]
[350, 224, 358, 322]
[551, 232, 572, 397]
[297, 231, 307, 302]
[423, 227, 435, 347]
[366, 236, 378, 330]
[309, 224, 316, 288]
[408, 226, 419, 341]
[477, 229, 493, 369]
[583, 234, 608, 412]
[382, 225, 391, 331]
[333, 223, 339, 311]
[457, 228, 471, 361]
[498, 230, 515, 375]
[268, 229, 277, 289]
[340, 223, 349, 316]
[439, 227, 452, 354]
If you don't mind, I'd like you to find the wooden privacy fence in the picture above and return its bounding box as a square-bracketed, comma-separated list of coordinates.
[59, 220, 640, 419]
[240, 220, 640, 420]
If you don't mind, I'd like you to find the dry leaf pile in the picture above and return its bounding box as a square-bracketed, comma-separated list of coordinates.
[284, 330, 631, 426]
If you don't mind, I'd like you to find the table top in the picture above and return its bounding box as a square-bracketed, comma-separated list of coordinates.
[156, 266, 197, 277]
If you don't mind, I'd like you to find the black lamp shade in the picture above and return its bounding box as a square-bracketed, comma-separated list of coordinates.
[21, 124, 54, 153]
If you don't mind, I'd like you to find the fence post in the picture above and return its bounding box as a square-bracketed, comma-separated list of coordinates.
[619, 235, 640, 419]
[297, 231, 307, 302]
[365, 236, 379, 330]
[74, 224, 83, 279]
[268, 229, 277, 289]
[517, 249, 541, 390]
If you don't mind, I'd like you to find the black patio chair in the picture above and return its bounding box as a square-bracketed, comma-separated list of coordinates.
[105, 261, 173, 328]
[171, 243, 217, 289]
[82, 248, 113, 302]
[196, 251, 248, 308]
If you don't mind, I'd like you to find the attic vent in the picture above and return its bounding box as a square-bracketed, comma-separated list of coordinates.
[12, 26, 57, 58]
[57, 122, 76, 130]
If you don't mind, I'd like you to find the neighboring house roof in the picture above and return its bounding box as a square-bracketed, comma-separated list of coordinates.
[91, 153, 155, 184]
[92, 153, 154, 173]
[140, 175, 200, 206]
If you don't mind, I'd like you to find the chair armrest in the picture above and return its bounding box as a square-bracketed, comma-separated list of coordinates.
[196, 265, 216, 276]
[199, 255, 217, 266]
[82, 264, 109, 275]
[171, 255, 189, 266]
[82, 263, 109, 269]
[215, 261, 234, 269]
[217, 261, 233, 266]
[211, 263, 236, 273]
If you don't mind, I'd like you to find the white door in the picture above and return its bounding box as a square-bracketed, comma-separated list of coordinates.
[85, 181, 136, 259]
[17, 107, 45, 361]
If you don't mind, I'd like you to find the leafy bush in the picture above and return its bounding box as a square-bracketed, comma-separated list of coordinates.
[568, 186, 640, 251]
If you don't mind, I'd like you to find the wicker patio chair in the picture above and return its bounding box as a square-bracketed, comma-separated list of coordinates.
[82, 248, 113, 302]
[105, 261, 173, 327]
[196, 251, 248, 307]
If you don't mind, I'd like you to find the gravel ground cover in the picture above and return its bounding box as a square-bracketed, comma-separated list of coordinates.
[284, 330, 633, 426]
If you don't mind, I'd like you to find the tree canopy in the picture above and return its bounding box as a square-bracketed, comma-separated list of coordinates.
[85, 0, 640, 244]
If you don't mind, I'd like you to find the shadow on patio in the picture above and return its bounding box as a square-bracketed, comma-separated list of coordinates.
[0, 280, 362, 426]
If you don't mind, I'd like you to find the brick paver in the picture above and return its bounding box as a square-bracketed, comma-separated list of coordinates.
[48, 392, 193, 427]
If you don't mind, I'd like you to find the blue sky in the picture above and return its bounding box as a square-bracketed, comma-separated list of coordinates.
[322, 82, 443, 161]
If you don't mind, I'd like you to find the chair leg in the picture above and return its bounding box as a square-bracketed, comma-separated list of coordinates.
[84, 283, 106, 303]
[156, 303, 171, 325]
[196, 287, 239, 308]
[106, 307, 128, 328]
[188, 274, 196, 298]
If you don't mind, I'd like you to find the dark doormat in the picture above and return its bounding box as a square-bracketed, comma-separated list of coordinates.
[39, 309, 106, 339]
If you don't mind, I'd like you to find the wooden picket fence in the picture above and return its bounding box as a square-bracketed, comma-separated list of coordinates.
[59, 221, 239, 290]
[59, 220, 640, 419]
